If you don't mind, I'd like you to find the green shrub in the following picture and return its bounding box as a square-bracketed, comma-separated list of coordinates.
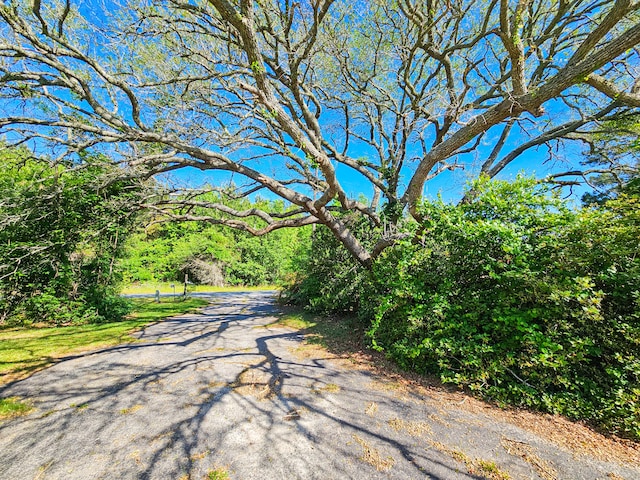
[19, 290, 98, 326]
[364, 176, 639, 439]
[0, 147, 140, 326]
[284, 215, 374, 314]
[289, 175, 639, 440]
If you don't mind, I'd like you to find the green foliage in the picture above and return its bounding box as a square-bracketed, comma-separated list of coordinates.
[291, 175, 640, 440]
[581, 113, 639, 204]
[224, 225, 307, 286]
[366, 176, 640, 439]
[120, 196, 311, 287]
[119, 221, 231, 284]
[284, 215, 375, 314]
[0, 147, 139, 326]
[206, 468, 229, 480]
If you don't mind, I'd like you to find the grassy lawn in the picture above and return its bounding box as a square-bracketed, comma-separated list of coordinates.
[127, 297, 209, 322]
[121, 282, 277, 295]
[0, 297, 209, 386]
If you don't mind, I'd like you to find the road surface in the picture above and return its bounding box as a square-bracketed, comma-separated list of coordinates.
[0, 291, 638, 479]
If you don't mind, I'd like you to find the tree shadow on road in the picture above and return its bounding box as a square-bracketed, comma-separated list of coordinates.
[0, 292, 537, 479]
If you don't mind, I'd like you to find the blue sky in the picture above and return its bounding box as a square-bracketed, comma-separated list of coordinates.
[1, 0, 626, 208]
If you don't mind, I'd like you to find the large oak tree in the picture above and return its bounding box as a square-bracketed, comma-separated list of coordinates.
[1, 0, 639, 266]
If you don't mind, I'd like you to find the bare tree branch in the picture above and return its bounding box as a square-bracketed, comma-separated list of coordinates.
[1, 0, 639, 265]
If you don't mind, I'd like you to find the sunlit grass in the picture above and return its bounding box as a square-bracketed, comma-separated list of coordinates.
[262, 311, 317, 330]
[121, 282, 278, 295]
[0, 297, 209, 385]
[206, 467, 230, 480]
[127, 297, 209, 322]
[0, 397, 33, 419]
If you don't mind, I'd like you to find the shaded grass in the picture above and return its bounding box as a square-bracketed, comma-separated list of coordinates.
[267, 308, 365, 353]
[0, 297, 209, 385]
[122, 282, 277, 295]
[0, 397, 33, 419]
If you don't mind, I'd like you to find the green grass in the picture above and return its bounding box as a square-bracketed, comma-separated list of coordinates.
[206, 467, 230, 480]
[269, 309, 365, 352]
[0, 297, 209, 385]
[265, 311, 318, 330]
[127, 297, 209, 322]
[121, 282, 277, 295]
[0, 397, 33, 419]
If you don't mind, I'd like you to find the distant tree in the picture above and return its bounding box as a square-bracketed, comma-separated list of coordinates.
[1, 0, 639, 266]
[121, 194, 310, 287]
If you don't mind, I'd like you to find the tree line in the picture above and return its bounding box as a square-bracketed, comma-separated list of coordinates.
[121, 193, 310, 288]
[0, 145, 309, 326]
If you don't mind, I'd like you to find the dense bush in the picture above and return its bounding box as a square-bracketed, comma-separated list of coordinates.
[365, 177, 639, 439]
[284, 214, 376, 313]
[0, 148, 138, 326]
[287, 176, 640, 440]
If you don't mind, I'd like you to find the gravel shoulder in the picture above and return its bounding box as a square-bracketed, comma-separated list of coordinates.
[0, 291, 638, 480]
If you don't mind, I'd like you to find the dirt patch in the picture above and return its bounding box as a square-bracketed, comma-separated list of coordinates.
[352, 434, 395, 472]
[230, 367, 278, 400]
[607, 473, 626, 480]
[189, 449, 210, 461]
[501, 437, 557, 480]
[283, 407, 306, 421]
[367, 378, 414, 398]
[287, 343, 334, 360]
[497, 411, 640, 467]
[387, 418, 432, 437]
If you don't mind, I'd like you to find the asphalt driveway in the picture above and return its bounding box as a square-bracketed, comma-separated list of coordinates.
[0, 291, 638, 479]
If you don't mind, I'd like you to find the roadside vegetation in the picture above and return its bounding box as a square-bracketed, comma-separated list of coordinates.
[285, 175, 640, 441]
[0, 144, 308, 329]
[0, 298, 208, 385]
[0, 397, 33, 420]
[0, 146, 141, 328]
[1, 115, 638, 445]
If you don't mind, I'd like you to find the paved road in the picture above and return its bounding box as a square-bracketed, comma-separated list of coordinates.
[0, 292, 638, 479]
